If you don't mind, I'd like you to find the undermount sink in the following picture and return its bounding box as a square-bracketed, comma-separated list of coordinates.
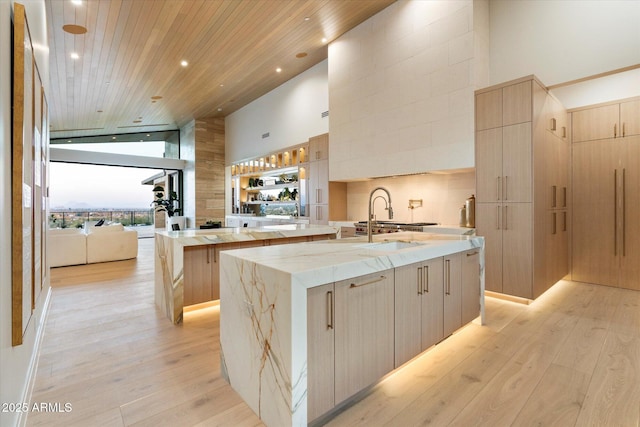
[358, 241, 425, 251]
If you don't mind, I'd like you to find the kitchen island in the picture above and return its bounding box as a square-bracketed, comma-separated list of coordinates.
[219, 232, 485, 427]
[154, 224, 338, 323]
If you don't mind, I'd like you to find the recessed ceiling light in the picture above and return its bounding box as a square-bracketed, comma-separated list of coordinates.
[70, 52, 79, 59]
[71, 0, 82, 5]
[62, 24, 87, 34]
[304, 17, 310, 21]
[180, 60, 188, 67]
[217, 108, 223, 112]
[322, 37, 328, 44]
[220, 84, 224, 87]
[276, 68, 282, 73]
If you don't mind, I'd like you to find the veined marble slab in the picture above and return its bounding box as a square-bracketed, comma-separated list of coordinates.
[154, 224, 338, 323]
[220, 232, 485, 427]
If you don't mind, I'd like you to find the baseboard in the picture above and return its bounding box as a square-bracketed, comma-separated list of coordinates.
[17, 286, 52, 427]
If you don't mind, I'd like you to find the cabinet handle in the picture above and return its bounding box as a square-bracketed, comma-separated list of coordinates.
[622, 122, 626, 137]
[350, 275, 386, 288]
[327, 291, 334, 330]
[552, 185, 557, 208]
[563, 187, 567, 208]
[623, 168, 626, 257]
[466, 251, 479, 257]
[552, 212, 557, 235]
[504, 176, 508, 200]
[614, 123, 617, 138]
[550, 117, 556, 131]
[496, 205, 501, 230]
[207, 246, 211, 264]
[503, 205, 508, 230]
[496, 176, 501, 201]
[424, 265, 429, 293]
[562, 126, 567, 138]
[563, 211, 567, 232]
[614, 169, 618, 256]
[417, 267, 423, 295]
[316, 189, 322, 204]
[316, 205, 322, 220]
[445, 260, 451, 295]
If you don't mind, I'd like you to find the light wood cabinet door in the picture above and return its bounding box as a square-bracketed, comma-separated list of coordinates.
[476, 203, 503, 293]
[334, 270, 394, 404]
[503, 80, 532, 126]
[476, 128, 502, 203]
[309, 158, 329, 205]
[461, 249, 480, 325]
[394, 263, 423, 367]
[620, 99, 640, 138]
[501, 203, 533, 299]
[619, 135, 640, 290]
[443, 253, 462, 338]
[476, 88, 502, 131]
[572, 139, 619, 287]
[395, 258, 444, 368]
[183, 246, 213, 306]
[309, 133, 329, 161]
[502, 122, 532, 202]
[572, 104, 619, 143]
[307, 283, 335, 422]
[421, 257, 444, 349]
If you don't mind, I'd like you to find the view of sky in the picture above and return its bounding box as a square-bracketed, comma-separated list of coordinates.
[50, 141, 165, 209]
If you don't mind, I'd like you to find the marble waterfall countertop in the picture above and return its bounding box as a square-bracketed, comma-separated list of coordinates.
[155, 223, 338, 246]
[219, 232, 484, 427]
[221, 231, 483, 289]
[154, 224, 339, 324]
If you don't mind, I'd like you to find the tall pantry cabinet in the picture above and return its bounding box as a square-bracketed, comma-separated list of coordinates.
[475, 76, 570, 299]
[571, 98, 640, 291]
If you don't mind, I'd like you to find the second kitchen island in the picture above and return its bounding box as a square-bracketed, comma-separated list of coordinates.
[219, 232, 485, 427]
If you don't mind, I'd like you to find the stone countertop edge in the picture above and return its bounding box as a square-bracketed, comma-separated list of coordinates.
[220, 232, 484, 290]
[154, 223, 339, 246]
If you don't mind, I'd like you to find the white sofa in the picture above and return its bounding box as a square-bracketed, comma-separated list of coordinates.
[48, 223, 138, 267]
[86, 223, 138, 264]
[49, 228, 88, 267]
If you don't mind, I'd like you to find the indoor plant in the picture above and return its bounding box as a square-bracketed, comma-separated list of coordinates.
[151, 186, 181, 217]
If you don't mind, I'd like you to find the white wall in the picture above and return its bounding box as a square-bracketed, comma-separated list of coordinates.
[225, 60, 329, 164]
[1, 1, 49, 426]
[328, 0, 490, 181]
[345, 172, 476, 226]
[489, 0, 640, 86]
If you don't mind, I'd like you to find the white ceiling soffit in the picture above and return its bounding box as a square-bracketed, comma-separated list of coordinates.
[49, 148, 186, 171]
[549, 66, 640, 110]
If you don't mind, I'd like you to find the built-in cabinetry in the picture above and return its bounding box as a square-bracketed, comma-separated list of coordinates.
[571, 98, 640, 291]
[183, 235, 334, 307]
[230, 134, 346, 224]
[308, 250, 480, 423]
[475, 75, 569, 299]
[571, 99, 640, 143]
[231, 143, 308, 218]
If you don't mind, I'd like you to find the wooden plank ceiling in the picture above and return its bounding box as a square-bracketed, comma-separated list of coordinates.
[47, 0, 395, 139]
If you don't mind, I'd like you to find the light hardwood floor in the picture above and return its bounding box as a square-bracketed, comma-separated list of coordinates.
[29, 238, 640, 426]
